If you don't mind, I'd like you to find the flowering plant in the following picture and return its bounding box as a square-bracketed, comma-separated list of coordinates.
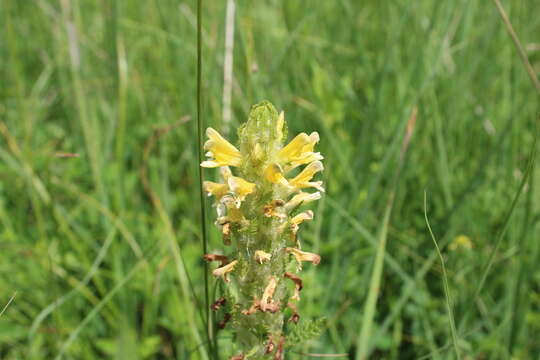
[201, 101, 324, 359]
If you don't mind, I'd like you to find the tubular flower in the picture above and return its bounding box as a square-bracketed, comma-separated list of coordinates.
[286, 247, 321, 270]
[290, 210, 314, 235]
[201, 128, 242, 167]
[201, 101, 324, 358]
[278, 133, 311, 162]
[286, 132, 324, 171]
[264, 163, 291, 188]
[227, 176, 256, 201]
[288, 161, 325, 192]
[212, 260, 238, 282]
[284, 191, 321, 212]
[203, 181, 229, 201]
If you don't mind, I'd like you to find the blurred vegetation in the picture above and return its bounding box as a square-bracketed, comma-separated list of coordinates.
[1, 0, 539, 359]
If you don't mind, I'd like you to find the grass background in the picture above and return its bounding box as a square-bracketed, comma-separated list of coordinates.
[1, 0, 540, 359]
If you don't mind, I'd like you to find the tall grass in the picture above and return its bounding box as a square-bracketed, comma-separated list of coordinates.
[1, 0, 539, 359]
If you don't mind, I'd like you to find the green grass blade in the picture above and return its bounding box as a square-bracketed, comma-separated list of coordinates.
[424, 192, 461, 360]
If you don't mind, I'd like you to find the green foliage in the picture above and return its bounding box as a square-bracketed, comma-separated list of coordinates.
[1, 0, 539, 359]
[286, 317, 326, 348]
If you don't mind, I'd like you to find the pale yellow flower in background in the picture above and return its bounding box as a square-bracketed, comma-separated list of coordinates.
[449, 234, 473, 251]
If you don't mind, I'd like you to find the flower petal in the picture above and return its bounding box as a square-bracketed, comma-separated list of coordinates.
[202, 128, 242, 167]
[212, 260, 238, 282]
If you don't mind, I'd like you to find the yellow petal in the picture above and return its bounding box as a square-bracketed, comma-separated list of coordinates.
[278, 133, 310, 161]
[212, 260, 238, 282]
[285, 192, 321, 212]
[280, 132, 322, 169]
[291, 210, 314, 225]
[264, 163, 291, 188]
[203, 181, 229, 199]
[303, 132, 320, 153]
[202, 128, 242, 167]
[288, 151, 324, 170]
[228, 176, 256, 201]
[289, 161, 324, 191]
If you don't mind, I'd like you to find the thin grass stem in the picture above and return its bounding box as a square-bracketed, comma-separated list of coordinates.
[424, 192, 461, 360]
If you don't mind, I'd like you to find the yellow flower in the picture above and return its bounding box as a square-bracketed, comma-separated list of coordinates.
[254, 250, 272, 264]
[217, 195, 245, 224]
[278, 133, 311, 162]
[279, 131, 322, 168]
[227, 176, 256, 202]
[286, 247, 321, 270]
[286, 132, 323, 170]
[284, 191, 322, 212]
[205, 166, 255, 206]
[449, 235, 473, 251]
[203, 181, 229, 200]
[291, 210, 314, 225]
[212, 260, 238, 282]
[201, 128, 242, 168]
[288, 160, 324, 192]
[264, 163, 291, 188]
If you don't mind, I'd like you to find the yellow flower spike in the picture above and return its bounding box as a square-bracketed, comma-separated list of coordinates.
[288, 160, 325, 192]
[284, 191, 322, 212]
[278, 133, 311, 162]
[264, 163, 291, 188]
[212, 260, 238, 282]
[260, 277, 278, 312]
[286, 247, 321, 270]
[227, 176, 256, 202]
[254, 250, 272, 264]
[203, 181, 229, 200]
[201, 128, 242, 168]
